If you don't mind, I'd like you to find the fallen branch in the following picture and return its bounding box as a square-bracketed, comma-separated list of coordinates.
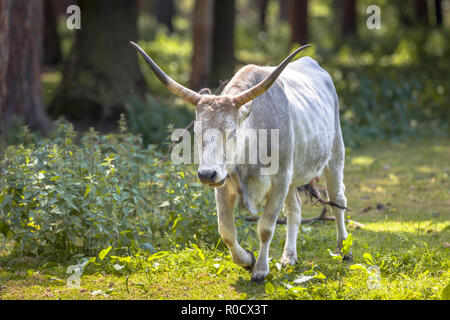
[244, 198, 364, 229]
[244, 210, 365, 229]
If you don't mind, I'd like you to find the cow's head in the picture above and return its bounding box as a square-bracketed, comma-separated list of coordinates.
[130, 42, 309, 188]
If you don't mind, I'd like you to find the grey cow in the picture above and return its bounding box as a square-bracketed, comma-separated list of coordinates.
[131, 42, 349, 282]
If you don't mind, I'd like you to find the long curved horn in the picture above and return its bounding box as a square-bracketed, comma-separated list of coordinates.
[233, 44, 311, 107]
[130, 41, 201, 105]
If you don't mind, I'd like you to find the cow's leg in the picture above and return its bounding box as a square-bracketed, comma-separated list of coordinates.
[280, 186, 302, 266]
[324, 136, 349, 255]
[251, 184, 289, 282]
[216, 185, 255, 268]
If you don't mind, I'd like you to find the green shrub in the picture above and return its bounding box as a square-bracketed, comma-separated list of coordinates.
[337, 66, 449, 148]
[0, 120, 218, 260]
[125, 93, 193, 146]
[136, 31, 192, 98]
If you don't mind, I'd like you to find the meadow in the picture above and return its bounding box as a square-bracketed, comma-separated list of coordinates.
[1, 134, 448, 300]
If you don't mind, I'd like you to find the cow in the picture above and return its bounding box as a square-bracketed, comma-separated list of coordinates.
[130, 41, 350, 282]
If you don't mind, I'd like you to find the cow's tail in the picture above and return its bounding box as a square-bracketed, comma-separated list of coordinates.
[297, 183, 349, 210]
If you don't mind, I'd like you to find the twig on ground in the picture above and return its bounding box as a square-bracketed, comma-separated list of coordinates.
[244, 211, 365, 229]
[244, 184, 364, 228]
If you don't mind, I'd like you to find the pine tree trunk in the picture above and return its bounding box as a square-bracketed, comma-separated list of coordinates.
[0, 0, 12, 143]
[257, 0, 269, 30]
[49, 0, 147, 124]
[341, 0, 357, 36]
[210, 0, 236, 87]
[44, 0, 63, 66]
[279, 0, 289, 21]
[155, 0, 176, 33]
[2, 0, 50, 133]
[415, 0, 429, 26]
[435, 0, 442, 27]
[289, 0, 308, 45]
[190, 0, 215, 91]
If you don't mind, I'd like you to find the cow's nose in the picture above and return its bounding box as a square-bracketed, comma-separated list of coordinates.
[197, 169, 217, 184]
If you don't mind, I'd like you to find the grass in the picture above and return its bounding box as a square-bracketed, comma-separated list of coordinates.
[0, 138, 449, 300]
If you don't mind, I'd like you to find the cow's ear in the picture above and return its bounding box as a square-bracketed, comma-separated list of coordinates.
[198, 88, 212, 95]
[237, 102, 253, 123]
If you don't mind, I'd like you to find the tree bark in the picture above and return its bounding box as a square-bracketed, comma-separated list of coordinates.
[415, 0, 429, 26]
[54, 0, 75, 15]
[279, 0, 289, 21]
[0, 0, 12, 144]
[210, 0, 236, 87]
[49, 0, 147, 124]
[190, 0, 215, 91]
[2, 0, 50, 133]
[435, 0, 442, 27]
[289, 0, 308, 45]
[341, 0, 357, 36]
[155, 0, 175, 33]
[44, 0, 63, 66]
[257, 0, 270, 30]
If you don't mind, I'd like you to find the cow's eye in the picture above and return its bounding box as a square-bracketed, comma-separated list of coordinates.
[226, 129, 236, 140]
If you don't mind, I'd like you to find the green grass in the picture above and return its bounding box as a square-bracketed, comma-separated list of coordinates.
[1, 138, 449, 300]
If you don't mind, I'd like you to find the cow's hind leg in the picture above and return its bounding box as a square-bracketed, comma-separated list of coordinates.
[324, 137, 350, 256]
[251, 183, 289, 282]
[280, 186, 302, 266]
[216, 185, 255, 269]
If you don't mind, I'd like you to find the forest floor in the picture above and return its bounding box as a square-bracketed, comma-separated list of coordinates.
[0, 138, 449, 300]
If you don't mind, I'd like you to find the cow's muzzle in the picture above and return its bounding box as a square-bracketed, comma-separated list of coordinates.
[197, 169, 226, 188]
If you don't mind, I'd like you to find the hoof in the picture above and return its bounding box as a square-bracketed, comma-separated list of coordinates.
[280, 254, 297, 267]
[243, 249, 256, 272]
[343, 253, 353, 262]
[250, 270, 269, 282]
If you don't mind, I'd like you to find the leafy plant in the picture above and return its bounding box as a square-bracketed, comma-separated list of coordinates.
[0, 120, 218, 259]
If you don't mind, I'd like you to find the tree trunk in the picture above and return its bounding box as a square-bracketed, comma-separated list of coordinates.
[341, 0, 357, 36]
[54, 0, 75, 15]
[44, 0, 63, 66]
[190, 0, 215, 91]
[435, 0, 442, 27]
[289, 0, 308, 45]
[0, 0, 12, 144]
[49, 0, 147, 124]
[415, 0, 429, 26]
[397, 2, 413, 27]
[210, 0, 236, 87]
[279, 0, 288, 21]
[155, 0, 175, 33]
[257, 0, 270, 30]
[1, 0, 50, 133]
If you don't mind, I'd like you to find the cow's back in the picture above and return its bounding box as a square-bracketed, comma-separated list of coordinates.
[223, 56, 339, 186]
[279, 57, 339, 184]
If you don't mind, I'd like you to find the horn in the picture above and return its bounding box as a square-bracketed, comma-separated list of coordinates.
[233, 44, 311, 107]
[130, 41, 201, 105]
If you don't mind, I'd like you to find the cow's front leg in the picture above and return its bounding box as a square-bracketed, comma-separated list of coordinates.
[251, 184, 289, 282]
[216, 185, 255, 269]
[280, 186, 302, 266]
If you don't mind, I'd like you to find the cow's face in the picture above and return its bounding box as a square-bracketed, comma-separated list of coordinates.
[194, 95, 239, 188]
